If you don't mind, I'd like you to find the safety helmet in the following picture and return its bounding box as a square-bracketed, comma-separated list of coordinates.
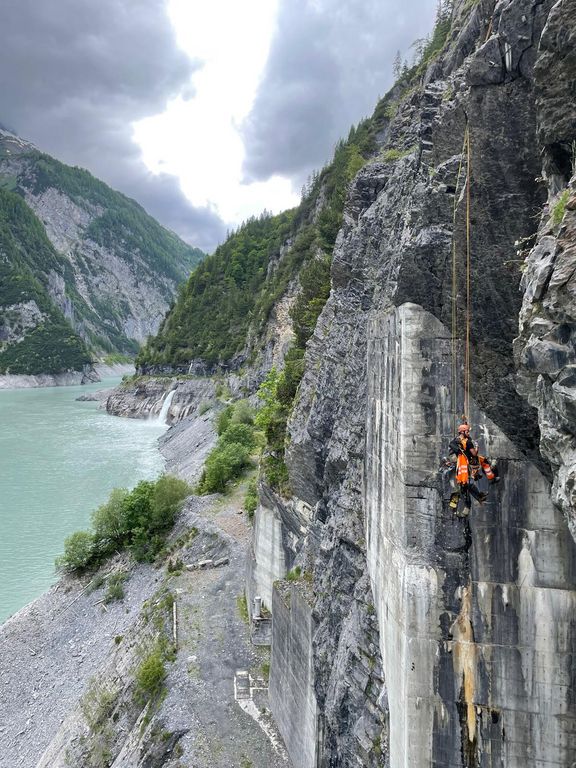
[458, 423, 470, 434]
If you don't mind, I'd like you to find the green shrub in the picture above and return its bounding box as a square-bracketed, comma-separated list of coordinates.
[230, 399, 254, 426]
[135, 649, 166, 703]
[198, 442, 251, 494]
[55, 475, 190, 572]
[56, 530, 95, 572]
[131, 530, 166, 563]
[552, 189, 570, 227]
[244, 478, 258, 519]
[219, 422, 256, 449]
[261, 454, 290, 493]
[91, 488, 130, 555]
[150, 475, 191, 531]
[216, 404, 235, 435]
[255, 368, 294, 494]
[199, 401, 258, 495]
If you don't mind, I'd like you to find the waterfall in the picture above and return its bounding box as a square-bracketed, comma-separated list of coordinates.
[157, 390, 175, 425]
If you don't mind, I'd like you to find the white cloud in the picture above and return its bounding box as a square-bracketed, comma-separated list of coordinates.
[132, 0, 299, 227]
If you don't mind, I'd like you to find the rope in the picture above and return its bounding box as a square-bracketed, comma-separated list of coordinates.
[465, 127, 472, 422]
[450, 127, 469, 432]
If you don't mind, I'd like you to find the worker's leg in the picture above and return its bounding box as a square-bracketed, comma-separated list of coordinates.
[479, 455, 499, 483]
[467, 482, 487, 504]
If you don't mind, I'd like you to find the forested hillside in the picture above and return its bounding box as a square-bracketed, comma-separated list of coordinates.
[23, 151, 202, 285]
[136, 100, 389, 373]
[0, 188, 91, 374]
[0, 128, 204, 374]
[135, 1, 455, 378]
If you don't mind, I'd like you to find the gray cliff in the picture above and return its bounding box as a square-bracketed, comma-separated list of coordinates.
[247, 1, 576, 766]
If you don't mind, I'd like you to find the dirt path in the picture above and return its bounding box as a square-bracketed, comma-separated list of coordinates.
[158, 496, 290, 768]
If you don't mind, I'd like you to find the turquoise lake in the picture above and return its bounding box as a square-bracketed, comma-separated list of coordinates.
[0, 379, 167, 624]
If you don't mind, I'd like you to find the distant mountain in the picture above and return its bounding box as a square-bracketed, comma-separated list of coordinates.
[0, 128, 204, 375]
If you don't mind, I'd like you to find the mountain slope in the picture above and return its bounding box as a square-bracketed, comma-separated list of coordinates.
[137, 116, 376, 373]
[0, 128, 204, 372]
[128, 1, 576, 767]
[0, 188, 91, 375]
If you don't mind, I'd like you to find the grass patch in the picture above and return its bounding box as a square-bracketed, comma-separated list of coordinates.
[237, 594, 249, 624]
[286, 566, 302, 581]
[81, 679, 118, 731]
[552, 189, 570, 227]
[103, 571, 128, 603]
[380, 145, 417, 162]
[261, 661, 270, 682]
[134, 648, 166, 704]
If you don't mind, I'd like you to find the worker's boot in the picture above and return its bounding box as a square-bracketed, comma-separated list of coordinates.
[477, 491, 488, 504]
[449, 493, 459, 510]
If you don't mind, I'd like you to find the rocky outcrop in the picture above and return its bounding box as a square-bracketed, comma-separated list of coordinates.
[159, 409, 217, 485]
[0, 366, 98, 389]
[0, 300, 44, 343]
[106, 377, 216, 424]
[515, 0, 576, 542]
[249, 1, 576, 766]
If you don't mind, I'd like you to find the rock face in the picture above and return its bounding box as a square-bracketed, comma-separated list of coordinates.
[247, 1, 576, 766]
[0, 367, 98, 389]
[515, 0, 576, 542]
[366, 304, 576, 767]
[106, 377, 216, 424]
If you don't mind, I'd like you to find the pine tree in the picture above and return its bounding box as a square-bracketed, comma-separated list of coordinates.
[441, 0, 453, 21]
[393, 49, 402, 79]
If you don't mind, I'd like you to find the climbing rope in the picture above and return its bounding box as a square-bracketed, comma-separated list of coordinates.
[465, 127, 472, 422]
[450, 124, 472, 429]
[451, 126, 470, 432]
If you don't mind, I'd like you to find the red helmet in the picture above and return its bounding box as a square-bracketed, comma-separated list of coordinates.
[458, 423, 470, 434]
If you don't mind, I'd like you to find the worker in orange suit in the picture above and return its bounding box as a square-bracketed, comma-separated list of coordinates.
[448, 423, 499, 509]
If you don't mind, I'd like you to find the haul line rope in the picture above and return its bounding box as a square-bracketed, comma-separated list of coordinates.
[451, 125, 471, 432]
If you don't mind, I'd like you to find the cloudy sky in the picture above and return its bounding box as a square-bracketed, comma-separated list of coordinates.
[1, 0, 435, 252]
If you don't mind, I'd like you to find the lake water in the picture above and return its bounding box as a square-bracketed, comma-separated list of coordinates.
[0, 379, 168, 624]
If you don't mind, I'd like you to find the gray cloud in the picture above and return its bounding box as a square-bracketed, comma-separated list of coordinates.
[1, 0, 434, 250]
[0, 0, 226, 252]
[242, 0, 436, 185]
